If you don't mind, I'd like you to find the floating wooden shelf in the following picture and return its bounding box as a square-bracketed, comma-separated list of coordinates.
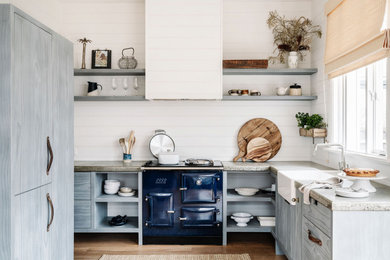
[223, 68, 318, 75]
[74, 96, 146, 101]
[222, 95, 317, 101]
[73, 68, 316, 76]
[74, 69, 145, 76]
[74, 95, 317, 101]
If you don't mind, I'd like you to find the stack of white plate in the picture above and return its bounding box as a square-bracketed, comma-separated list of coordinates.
[104, 180, 120, 195]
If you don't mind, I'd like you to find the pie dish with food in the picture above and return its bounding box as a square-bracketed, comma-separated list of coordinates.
[343, 168, 379, 177]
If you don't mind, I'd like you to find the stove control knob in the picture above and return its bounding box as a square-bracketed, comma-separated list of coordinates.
[196, 179, 202, 186]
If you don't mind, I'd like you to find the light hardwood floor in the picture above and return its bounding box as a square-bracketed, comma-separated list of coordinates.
[74, 233, 287, 260]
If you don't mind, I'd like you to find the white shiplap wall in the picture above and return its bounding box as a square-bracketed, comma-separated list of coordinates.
[145, 0, 223, 100]
[60, 0, 315, 161]
[75, 101, 312, 161]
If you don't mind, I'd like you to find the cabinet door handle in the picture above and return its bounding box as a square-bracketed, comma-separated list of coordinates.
[308, 230, 322, 246]
[178, 217, 187, 221]
[47, 193, 54, 232]
[46, 137, 53, 175]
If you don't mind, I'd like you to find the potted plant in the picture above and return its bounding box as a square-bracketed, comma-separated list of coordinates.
[295, 112, 327, 141]
[267, 11, 322, 68]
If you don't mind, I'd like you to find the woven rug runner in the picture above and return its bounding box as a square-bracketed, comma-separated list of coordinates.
[99, 254, 251, 260]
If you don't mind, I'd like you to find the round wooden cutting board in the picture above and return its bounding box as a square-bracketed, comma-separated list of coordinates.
[233, 118, 282, 162]
[244, 137, 272, 162]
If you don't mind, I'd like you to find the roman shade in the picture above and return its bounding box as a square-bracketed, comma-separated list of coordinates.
[325, 0, 390, 78]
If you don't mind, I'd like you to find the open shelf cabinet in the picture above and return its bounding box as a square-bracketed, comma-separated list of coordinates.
[224, 171, 276, 241]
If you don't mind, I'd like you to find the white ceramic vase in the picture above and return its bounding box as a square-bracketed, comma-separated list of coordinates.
[288, 51, 299, 69]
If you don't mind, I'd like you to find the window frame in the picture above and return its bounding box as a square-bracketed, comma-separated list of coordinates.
[330, 58, 390, 160]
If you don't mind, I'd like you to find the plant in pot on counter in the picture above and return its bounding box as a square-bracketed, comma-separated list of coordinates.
[295, 112, 327, 138]
[267, 11, 322, 68]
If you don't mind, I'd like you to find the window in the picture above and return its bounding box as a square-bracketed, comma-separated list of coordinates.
[332, 58, 387, 156]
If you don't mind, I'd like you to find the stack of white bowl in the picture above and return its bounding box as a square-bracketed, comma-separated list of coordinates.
[104, 180, 120, 195]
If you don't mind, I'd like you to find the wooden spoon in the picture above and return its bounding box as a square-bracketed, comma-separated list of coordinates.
[119, 138, 126, 153]
[128, 131, 135, 154]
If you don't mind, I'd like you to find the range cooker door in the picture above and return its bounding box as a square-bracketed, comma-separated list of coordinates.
[145, 193, 174, 227]
[180, 207, 220, 228]
[181, 173, 221, 203]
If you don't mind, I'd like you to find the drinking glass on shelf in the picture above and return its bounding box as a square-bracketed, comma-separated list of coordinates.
[122, 77, 129, 96]
[111, 77, 118, 96]
[133, 77, 139, 95]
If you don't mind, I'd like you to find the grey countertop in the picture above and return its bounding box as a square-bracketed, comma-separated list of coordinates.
[74, 160, 148, 172]
[74, 160, 390, 211]
[74, 160, 331, 172]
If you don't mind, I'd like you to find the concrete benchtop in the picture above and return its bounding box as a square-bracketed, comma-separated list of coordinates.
[74, 160, 331, 173]
[74, 160, 390, 211]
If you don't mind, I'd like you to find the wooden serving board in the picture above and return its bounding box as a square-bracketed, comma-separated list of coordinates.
[233, 118, 282, 162]
[223, 59, 268, 69]
[244, 137, 272, 162]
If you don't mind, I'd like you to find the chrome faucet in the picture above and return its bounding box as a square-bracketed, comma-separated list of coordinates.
[314, 143, 348, 170]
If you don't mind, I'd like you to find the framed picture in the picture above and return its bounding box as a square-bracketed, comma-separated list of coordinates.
[91, 49, 111, 69]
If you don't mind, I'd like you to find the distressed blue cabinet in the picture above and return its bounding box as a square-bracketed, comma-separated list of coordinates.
[275, 188, 302, 260]
[0, 4, 73, 260]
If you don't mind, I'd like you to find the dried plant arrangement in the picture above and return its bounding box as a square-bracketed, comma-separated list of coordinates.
[267, 11, 322, 64]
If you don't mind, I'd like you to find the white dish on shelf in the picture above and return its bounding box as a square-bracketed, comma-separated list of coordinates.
[105, 180, 120, 185]
[231, 212, 253, 227]
[118, 191, 136, 197]
[335, 188, 369, 198]
[104, 189, 118, 195]
[235, 188, 259, 196]
[120, 187, 132, 193]
[257, 216, 275, 227]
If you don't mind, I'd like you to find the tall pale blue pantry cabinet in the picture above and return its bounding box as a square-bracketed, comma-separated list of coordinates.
[0, 4, 74, 260]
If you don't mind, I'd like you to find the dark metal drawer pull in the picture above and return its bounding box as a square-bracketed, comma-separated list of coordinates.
[47, 193, 54, 232]
[46, 137, 53, 175]
[308, 230, 322, 246]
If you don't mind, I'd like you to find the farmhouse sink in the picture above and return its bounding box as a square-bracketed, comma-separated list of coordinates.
[277, 170, 337, 205]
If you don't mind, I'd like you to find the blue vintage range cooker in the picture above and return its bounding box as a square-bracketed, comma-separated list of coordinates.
[142, 159, 223, 244]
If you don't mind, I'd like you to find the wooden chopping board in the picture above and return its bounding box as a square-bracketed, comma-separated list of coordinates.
[233, 118, 282, 162]
[244, 137, 272, 162]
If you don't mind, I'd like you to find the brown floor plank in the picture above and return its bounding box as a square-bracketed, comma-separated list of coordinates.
[74, 233, 287, 260]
